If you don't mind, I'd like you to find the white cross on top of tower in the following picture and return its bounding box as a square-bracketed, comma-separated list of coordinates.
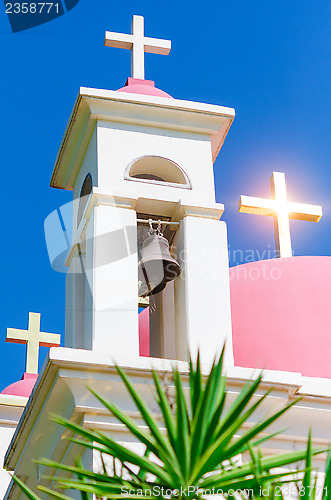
[6, 312, 61, 374]
[104, 15, 171, 80]
[238, 172, 323, 258]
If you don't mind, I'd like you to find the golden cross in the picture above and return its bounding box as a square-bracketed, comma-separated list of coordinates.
[6, 312, 61, 374]
[238, 172, 323, 258]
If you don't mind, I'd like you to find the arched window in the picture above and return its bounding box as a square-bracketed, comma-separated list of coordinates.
[124, 156, 191, 189]
[77, 174, 92, 227]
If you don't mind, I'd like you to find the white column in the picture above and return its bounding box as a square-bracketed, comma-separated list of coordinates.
[149, 281, 176, 359]
[84, 204, 139, 356]
[173, 217, 234, 366]
[65, 254, 86, 349]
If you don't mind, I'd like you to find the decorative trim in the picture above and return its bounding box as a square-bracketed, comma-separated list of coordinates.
[124, 155, 192, 189]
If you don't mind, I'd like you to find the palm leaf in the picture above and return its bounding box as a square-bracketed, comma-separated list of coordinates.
[73, 457, 91, 500]
[52, 478, 156, 497]
[35, 457, 134, 487]
[200, 448, 324, 489]
[190, 353, 226, 466]
[87, 386, 159, 453]
[114, 364, 180, 468]
[12, 476, 43, 500]
[322, 449, 331, 500]
[68, 437, 175, 486]
[37, 486, 76, 500]
[189, 350, 202, 414]
[302, 430, 313, 500]
[173, 368, 190, 481]
[151, 369, 177, 452]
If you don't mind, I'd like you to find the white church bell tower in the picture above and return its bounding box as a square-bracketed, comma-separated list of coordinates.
[50, 15, 235, 365]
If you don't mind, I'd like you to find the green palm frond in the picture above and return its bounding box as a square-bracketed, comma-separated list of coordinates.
[322, 449, 331, 500]
[13, 350, 328, 500]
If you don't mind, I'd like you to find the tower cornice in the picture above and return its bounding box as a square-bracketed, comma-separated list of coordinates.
[50, 86, 235, 190]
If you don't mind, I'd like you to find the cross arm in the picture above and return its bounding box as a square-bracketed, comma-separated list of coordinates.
[39, 332, 61, 347]
[238, 195, 276, 216]
[287, 202, 323, 222]
[104, 32, 133, 50]
[6, 329, 29, 344]
[144, 37, 171, 55]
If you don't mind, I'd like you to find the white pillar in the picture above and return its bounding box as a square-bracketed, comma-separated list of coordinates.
[84, 204, 139, 355]
[173, 216, 234, 366]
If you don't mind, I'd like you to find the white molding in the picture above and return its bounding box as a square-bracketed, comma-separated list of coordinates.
[50, 87, 235, 190]
[0, 395, 27, 408]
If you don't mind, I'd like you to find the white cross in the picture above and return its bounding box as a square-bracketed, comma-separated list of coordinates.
[6, 312, 61, 374]
[238, 172, 323, 258]
[104, 15, 171, 80]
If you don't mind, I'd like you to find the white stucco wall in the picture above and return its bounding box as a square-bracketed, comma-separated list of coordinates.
[0, 397, 26, 499]
[96, 121, 216, 204]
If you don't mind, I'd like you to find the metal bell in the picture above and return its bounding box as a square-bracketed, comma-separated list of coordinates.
[138, 229, 181, 297]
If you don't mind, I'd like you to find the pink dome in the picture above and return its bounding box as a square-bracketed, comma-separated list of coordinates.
[1, 373, 38, 397]
[117, 77, 173, 98]
[231, 256, 331, 378]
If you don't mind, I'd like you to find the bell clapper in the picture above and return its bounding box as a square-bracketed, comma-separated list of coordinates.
[149, 294, 157, 313]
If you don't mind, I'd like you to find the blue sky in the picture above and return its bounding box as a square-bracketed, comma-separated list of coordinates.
[0, 0, 330, 389]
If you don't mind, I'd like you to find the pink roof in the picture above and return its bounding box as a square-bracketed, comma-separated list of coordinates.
[117, 77, 173, 99]
[138, 256, 331, 378]
[1, 373, 38, 397]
